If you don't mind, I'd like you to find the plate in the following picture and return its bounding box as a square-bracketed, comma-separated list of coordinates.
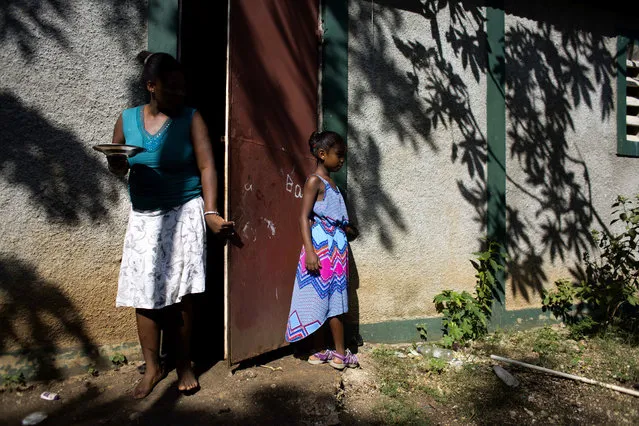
[93, 144, 146, 158]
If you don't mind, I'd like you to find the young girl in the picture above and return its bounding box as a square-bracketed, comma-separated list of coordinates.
[285, 131, 358, 369]
[107, 51, 234, 398]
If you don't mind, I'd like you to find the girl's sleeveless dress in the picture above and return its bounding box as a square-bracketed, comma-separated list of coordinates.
[285, 175, 349, 342]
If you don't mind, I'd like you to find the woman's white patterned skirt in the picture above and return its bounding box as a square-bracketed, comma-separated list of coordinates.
[116, 196, 206, 309]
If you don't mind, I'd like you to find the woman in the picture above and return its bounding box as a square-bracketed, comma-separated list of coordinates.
[107, 51, 233, 398]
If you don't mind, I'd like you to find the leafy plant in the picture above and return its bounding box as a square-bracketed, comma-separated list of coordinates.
[432, 240, 507, 348]
[87, 366, 99, 377]
[568, 316, 599, 339]
[434, 290, 487, 348]
[531, 326, 560, 358]
[110, 352, 127, 367]
[580, 196, 639, 324]
[541, 195, 639, 332]
[541, 278, 578, 323]
[471, 240, 507, 315]
[425, 357, 447, 374]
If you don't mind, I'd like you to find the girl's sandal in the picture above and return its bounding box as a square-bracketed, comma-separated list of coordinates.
[308, 349, 333, 365]
[329, 349, 359, 370]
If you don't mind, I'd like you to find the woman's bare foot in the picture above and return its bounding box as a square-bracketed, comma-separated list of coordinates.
[133, 366, 165, 399]
[177, 362, 199, 393]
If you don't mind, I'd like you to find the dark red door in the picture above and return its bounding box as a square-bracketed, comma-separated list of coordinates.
[226, 0, 320, 364]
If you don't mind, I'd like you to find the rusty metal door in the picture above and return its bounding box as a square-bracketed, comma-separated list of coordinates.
[226, 0, 319, 364]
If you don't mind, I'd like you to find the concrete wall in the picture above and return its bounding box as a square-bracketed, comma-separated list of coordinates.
[347, 0, 639, 326]
[347, 0, 488, 323]
[0, 0, 147, 377]
[503, 3, 639, 309]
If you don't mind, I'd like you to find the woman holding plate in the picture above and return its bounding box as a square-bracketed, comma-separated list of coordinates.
[102, 51, 233, 398]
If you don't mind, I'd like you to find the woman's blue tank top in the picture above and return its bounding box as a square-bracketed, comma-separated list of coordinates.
[121, 105, 202, 211]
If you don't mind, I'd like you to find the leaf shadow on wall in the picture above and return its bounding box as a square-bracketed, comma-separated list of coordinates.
[348, 0, 627, 302]
[0, 255, 100, 380]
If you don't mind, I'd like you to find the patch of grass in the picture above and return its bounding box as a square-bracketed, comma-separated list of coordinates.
[371, 347, 412, 397]
[374, 399, 432, 426]
[590, 333, 639, 384]
[414, 384, 447, 403]
[0, 372, 27, 392]
[531, 326, 561, 358]
[366, 327, 639, 426]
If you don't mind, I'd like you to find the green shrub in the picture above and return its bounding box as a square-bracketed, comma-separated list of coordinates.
[431, 240, 506, 348]
[541, 195, 639, 332]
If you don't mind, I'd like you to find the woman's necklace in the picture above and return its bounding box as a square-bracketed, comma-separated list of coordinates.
[139, 106, 172, 152]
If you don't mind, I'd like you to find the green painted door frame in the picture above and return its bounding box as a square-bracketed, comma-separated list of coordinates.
[148, 0, 179, 57]
[321, 0, 349, 192]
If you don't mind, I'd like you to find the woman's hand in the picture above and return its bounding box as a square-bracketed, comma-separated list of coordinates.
[205, 214, 235, 237]
[305, 250, 321, 274]
[107, 154, 129, 176]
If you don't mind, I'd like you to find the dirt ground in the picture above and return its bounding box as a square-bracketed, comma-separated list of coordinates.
[0, 349, 345, 426]
[2, 325, 639, 425]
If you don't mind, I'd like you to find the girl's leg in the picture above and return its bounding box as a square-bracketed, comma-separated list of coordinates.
[174, 295, 199, 392]
[307, 325, 332, 362]
[134, 309, 165, 399]
[329, 315, 345, 364]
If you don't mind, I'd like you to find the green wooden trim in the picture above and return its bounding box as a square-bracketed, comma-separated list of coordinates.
[148, 0, 179, 56]
[0, 342, 140, 381]
[501, 307, 559, 330]
[321, 0, 349, 191]
[486, 5, 507, 326]
[617, 37, 639, 157]
[359, 317, 443, 343]
[358, 307, 558, 344]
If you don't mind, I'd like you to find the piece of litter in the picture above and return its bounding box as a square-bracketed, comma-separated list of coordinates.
[449, 359, 464, 368]
[394, 351, 407, 358]
[40, 391, 59, 401]
[432, 347, 454, 360]
[408, 349, 421, 358]
[22, 412, 48, 425]
[493, 365, 520, 388]
[259, 365, 283, 372]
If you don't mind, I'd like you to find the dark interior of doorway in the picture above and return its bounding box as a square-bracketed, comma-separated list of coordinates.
[180, 0, 229, 364]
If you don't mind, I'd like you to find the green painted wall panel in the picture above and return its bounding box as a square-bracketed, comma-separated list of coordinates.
[486, 5, 507, 325]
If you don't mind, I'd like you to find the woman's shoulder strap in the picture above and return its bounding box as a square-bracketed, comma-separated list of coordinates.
[121, 105, 142, 125]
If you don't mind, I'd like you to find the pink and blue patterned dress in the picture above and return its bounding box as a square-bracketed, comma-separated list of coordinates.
[285, 175, 349, 342]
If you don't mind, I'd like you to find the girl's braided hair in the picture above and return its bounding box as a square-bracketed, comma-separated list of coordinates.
[308, 131, 344, 158]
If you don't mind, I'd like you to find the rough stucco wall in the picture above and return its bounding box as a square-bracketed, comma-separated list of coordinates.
[347, 1, 488, 323]
[504, 7, 639, 309]
[0, 0, 147, 364]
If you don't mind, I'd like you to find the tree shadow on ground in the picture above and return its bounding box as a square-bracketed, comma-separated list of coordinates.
[3, 380, 349, 426]
[0, 255, 100, 380]
[347, 0, 632, 301]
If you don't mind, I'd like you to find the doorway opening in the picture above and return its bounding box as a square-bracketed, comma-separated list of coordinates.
[179, 0, 229, 364]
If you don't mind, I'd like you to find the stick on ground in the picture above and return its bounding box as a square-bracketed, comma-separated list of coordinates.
[491, 354, 639, 398]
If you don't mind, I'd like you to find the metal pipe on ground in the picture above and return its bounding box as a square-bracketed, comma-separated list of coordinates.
[491, 354, 639, 398]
